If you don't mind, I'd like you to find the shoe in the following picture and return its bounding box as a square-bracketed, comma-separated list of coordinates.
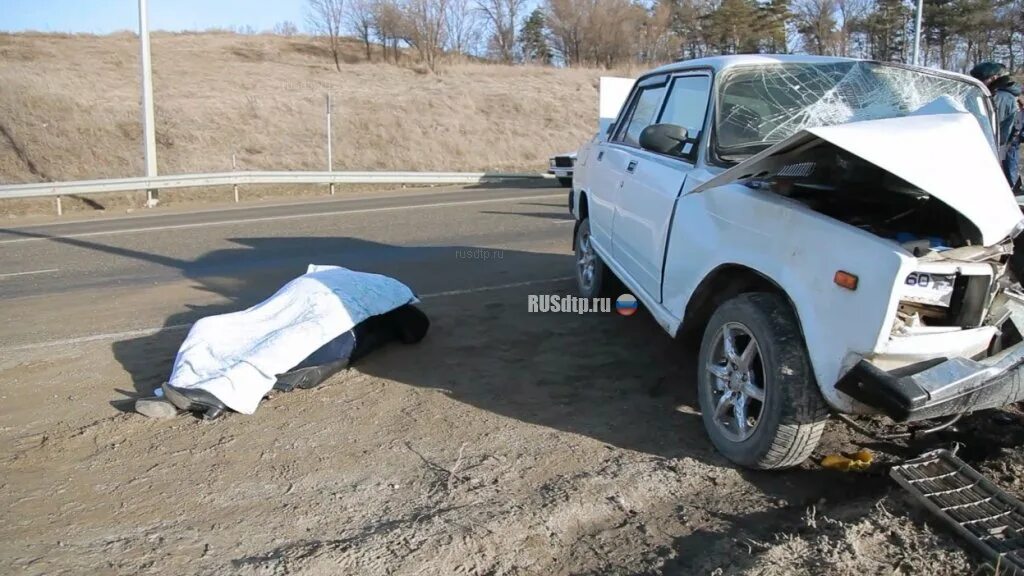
[274, 359, 349, 392]
[135, 396, 179, 419]
[162, 383, 229, 420]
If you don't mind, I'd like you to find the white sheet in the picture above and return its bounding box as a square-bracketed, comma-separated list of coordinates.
[168, 265, 418, 414]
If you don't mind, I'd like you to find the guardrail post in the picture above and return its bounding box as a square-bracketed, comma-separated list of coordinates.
[56, 196, 62, 216]
[233, 184, 240, 203]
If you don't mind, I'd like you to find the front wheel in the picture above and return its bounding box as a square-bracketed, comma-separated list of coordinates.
[558, 177, 573, 188]
[697, 293, 829, 469]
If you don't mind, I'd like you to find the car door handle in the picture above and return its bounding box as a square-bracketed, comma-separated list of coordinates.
[597, 151, 604, 161]
[626, 160, 637, 174]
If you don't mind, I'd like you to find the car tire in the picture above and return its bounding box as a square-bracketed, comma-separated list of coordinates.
[558, 177, 573, 188]
[574, 218, 617, 298]
[696, 292, 829, 470]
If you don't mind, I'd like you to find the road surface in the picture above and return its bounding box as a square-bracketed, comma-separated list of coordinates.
[0, 184, 574, 349]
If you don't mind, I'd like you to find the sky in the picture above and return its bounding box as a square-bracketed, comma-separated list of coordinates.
[1, 0, 308, 34]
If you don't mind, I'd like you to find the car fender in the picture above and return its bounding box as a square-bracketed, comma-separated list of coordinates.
[662, 184, 915, 413]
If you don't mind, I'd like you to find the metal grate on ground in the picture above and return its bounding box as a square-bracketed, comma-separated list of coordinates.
[891, 449, 1024, 573]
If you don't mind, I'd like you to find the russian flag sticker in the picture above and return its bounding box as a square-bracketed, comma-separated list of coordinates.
[616, 294, 638, 316]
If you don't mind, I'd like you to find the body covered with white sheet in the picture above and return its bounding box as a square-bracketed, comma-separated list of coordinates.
[168, 265, 417, 414]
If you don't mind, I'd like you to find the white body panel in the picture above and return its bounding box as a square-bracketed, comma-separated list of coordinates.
[612, 148, 689, 298]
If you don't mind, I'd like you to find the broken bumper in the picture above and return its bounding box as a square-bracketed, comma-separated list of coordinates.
[837, 340, 1024, 422]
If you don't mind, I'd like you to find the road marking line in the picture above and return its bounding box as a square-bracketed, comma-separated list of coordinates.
[0, 268, 60, 279]
[0, 193, 565, 245]
[421, 276, 573, 299]
[553, 219, 575, 224]
[0, 275, 575, 352]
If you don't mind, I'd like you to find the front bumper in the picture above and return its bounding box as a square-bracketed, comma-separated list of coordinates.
[548, 168, 574, 178]
[837, 340, 1024, 422]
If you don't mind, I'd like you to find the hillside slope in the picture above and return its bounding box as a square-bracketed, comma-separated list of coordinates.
[0, 32, 605, 183]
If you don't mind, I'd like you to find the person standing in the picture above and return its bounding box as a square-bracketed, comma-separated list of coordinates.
[970, 62, 1022, 190]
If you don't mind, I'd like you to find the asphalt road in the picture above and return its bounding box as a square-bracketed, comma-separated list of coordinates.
[0, 184, 575, 349]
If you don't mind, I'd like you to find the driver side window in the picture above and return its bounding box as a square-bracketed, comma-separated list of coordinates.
[615, 85, 667, 147]
[659, 76, 711, 140]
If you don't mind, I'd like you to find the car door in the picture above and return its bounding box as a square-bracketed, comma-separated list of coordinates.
[587, 77, 668, 257]
[611, 73, 712, 301]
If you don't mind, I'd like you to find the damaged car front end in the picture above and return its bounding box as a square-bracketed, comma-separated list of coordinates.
[699, 61, 1024, 423]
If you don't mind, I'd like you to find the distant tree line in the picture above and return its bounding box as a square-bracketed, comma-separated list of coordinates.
[294, 0, 1024, 72]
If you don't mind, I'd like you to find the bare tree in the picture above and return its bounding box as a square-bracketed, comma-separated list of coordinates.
[476, 0, 527, 62]
[546, 0, 587, 66]
[347, 0, 376, 60]
[373, 0, 405, 63]
[794, 0, 840, 55]
[307, 0, 347, 71]
[274, 21, 300, 36]
[446, 0, 483, 56]
[546, 0, 646, 68]
[836, 0, 871, 56]
[403, 0, 450, 70]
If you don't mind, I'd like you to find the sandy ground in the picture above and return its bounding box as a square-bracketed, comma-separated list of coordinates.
[2, 189, 1023, 575]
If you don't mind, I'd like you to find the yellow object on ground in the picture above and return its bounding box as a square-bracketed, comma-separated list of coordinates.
[821, 449, 874, 471]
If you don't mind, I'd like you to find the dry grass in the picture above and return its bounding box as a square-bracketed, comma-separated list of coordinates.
[0, 32, 610, 184]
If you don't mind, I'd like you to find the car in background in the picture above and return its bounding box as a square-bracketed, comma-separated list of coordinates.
[548, 152, 576, 187]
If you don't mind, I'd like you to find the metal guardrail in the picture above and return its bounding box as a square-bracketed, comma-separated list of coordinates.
[0, 171, 553, 200]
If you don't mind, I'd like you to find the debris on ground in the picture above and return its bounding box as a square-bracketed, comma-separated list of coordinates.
[820, 449, 874, 472]
[891, 449, 1024, 574]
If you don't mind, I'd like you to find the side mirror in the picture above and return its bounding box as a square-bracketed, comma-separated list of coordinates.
[639, 123, 688, 155]
[605, 122, 616, 137]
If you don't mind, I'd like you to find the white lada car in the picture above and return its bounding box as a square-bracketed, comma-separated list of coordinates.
[571, 55, 1024, 469]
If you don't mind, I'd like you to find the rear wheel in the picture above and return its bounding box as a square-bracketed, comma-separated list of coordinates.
[697, 293, 829, 469]
[574, 218, 617, 298]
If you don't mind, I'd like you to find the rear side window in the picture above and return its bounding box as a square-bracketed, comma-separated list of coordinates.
[616, 85, 667, 147]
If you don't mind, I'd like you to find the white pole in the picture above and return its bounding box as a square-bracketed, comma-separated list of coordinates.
[913, 0, 924, 66]
[139, 0, 159, 207]
[232, 153, 239, 203]
[326, 93, 334, 195]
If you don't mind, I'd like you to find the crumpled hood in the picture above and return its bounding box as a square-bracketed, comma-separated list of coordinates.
[695, 109, 1023, 246]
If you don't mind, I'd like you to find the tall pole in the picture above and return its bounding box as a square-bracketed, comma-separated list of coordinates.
[139, 0, 159, 206]
[913, 0, 924, 66]
[326, 93, 334, 195]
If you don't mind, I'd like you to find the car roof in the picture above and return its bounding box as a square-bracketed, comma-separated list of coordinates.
[645, 55, 971, 82]
[647, 54, 855, 75]
[645, 54, 983, 90]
